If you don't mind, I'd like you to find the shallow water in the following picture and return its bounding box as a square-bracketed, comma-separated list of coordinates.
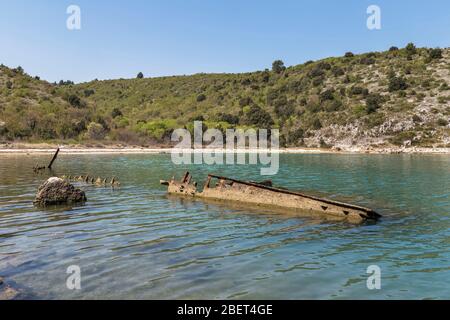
[0, 153, 449, 299]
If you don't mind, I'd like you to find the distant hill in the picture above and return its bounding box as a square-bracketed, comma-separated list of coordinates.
[1, 44, 449, 150]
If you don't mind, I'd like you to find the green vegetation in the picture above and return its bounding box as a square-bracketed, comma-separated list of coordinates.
[272, 60, 286, 74]
[1, 44, 449, 148]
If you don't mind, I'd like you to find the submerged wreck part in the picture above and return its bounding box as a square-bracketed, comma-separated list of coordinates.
[34, 177, 87, 206]
[0, 277, 19, 300]
[33, 148, 60, 173]
[60, 175, 121, 187]
[161, 172, 381, 223]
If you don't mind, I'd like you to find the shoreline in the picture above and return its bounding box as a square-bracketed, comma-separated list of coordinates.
[0, 143, 449, 155]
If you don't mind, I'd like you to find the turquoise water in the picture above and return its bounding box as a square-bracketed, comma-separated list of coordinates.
[0, 153, 449, 299]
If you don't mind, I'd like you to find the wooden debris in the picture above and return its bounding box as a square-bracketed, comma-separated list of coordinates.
[33, 148, 60, 173]
[47, 148, 60, 169]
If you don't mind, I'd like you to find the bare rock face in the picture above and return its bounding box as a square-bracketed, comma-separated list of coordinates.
[34, 177, 87, 206]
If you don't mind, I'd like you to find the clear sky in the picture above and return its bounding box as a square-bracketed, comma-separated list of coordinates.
[1, 0, 449, 83]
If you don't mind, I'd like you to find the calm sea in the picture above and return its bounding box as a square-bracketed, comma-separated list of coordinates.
[0, 153, 449, 299]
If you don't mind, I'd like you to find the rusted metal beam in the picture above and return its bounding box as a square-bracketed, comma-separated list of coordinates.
[206, 174, 380, 217]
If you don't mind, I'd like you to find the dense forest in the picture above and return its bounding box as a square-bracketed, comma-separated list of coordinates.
[1, 43, 449, 149]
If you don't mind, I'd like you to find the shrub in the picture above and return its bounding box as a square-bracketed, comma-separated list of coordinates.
[332, 66, 345, 77]
[15, 66, 24, 74]
[439, 83, 449, 91]
[365, 93, 383, 114]
[389, 131, 416, 146]
[365, 112, 385, 129]
[437, 118, 448, 126]
[360, 57, 375, 65]
[239, 97, 253, 107]
[320, 89, 335, 102]
[389, 46, 399, 51]
[287, 128, 304, 145]
[196, 94, 206, 102]
[84, 89, 95, 97]
[428, 48, 443, 60]
[5, 81, 12, 89]
[86, 122, 105, 140]
[260, 70, 270, 83]
[59, 80, 74, 86]
[317, 62, 331, 70]
[306, 101, 322, 113]
[266, 89, 280, 105]
[308, 67, 325, 78]
[344, 52, 354, 58]
[412, 114, 422, 123]
[66, 94, 84, 108]
[437, 96, 449, 104]
[217, 113, 239, 125]
[243, 104, 274, 127]
[349, 86, 366, 96]
[388, 76, 408, 92]
[111, 108, 123, 118]
[272, 60, 286, 74]
[312, 77, 324, 86]
[137, 72, 144, 79]
[320, 138, 330, 148]
[311, 118, 322, 130]
[324, 100, 343, 112]
[274, 101, 295, 119]
[137, 119, 178, 140]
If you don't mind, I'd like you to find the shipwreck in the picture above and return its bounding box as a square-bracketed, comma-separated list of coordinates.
[161, 172, 381, 223]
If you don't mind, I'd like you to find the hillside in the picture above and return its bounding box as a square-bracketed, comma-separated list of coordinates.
[1, 44, 450, 150]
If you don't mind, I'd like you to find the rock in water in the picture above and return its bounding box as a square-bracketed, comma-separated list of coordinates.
[34, 177, 87, 206]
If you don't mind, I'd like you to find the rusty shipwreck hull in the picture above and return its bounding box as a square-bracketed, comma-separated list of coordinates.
[161, 172, 381, 223]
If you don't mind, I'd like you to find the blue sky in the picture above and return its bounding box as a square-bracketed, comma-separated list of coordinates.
[1, 0, 449, 83]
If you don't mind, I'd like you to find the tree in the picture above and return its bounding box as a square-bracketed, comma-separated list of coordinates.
[137, 72, 144, 79]
[389, 46, 399, 51]
[344, 52, 354, 58]
[272, 60, 286, 74]
[405, 43, 417, 55]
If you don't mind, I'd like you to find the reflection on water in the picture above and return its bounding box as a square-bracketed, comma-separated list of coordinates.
[0, 153, 449, 299]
